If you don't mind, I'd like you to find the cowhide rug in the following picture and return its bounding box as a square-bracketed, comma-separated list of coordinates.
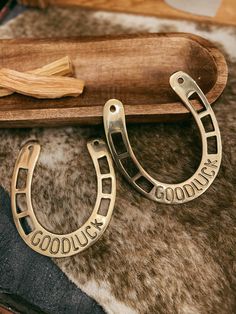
[0, 6, 236, 314]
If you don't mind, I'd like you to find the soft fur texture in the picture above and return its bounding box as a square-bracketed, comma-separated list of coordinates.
[0, 6, 236, 314]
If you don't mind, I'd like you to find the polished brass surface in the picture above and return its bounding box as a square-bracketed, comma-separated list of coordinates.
[11, 139, 116, 257]
[103, 71, 222, 204]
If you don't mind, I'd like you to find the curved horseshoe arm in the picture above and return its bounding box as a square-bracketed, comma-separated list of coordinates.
[103, 71, 222, 204]
[11, 139, 116, 257]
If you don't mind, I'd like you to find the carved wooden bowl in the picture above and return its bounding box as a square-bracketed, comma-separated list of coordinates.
[0, 33, 228, 127]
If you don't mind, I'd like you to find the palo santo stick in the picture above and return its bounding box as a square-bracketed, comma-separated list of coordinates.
[28, 56, 73, 76]
[0, 68, 84, 99]
[0, 56, 74, 97]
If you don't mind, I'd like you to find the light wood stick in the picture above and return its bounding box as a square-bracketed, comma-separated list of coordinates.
[0, 56, 74, 97]
[27, 56, 73, 76]
[0, 68, 84, 99]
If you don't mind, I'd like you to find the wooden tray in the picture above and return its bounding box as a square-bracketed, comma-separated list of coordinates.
[0, 33, 228, 127]
[20, 0, 236, 26]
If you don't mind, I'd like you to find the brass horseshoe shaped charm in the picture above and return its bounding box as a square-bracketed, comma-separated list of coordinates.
[11, 139, 116, 257]
[103, 71, 222, 204]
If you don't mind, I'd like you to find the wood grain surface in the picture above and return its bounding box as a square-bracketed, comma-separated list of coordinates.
[19, 0, 236, 26]
[0, 33, 228, 127]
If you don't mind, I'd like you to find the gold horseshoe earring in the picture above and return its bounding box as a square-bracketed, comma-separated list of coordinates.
[103, 71, 222, 204]
[11, 139, 116, 257]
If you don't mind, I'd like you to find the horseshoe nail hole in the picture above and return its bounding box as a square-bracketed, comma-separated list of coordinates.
[207, 136, 218, 154]
[16, 194, 27, 214]
[102, 178, 112, 194]
[19, 216, 34, 235]
[16, 168, 28, 189]
[98, 156, 110, 174]
[111, 132, 127, 155]
[201, 115, 214, 133]
[136, 176, 154, 193]
[110, 105, 116, 113]
[188, 92, 206, 111]
[121, 157, 139, 178]
[98, 198, 110, 216]
[93, 140, 99, 146]
[178, 77, 184, 84]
